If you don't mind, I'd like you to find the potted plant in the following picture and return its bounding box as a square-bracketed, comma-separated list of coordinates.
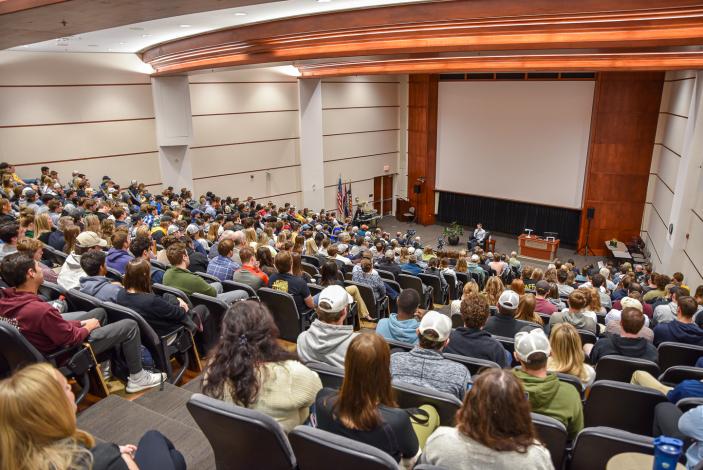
[443, 222, 464, 246]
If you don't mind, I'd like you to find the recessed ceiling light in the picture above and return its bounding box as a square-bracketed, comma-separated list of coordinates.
[119, 42, 127, 45]
[179, 24, 191, 28]
[233, 11, 247, 16]
[317, 0, 332, 3]
[142, 34, 151, 38]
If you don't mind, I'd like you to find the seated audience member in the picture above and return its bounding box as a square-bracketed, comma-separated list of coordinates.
[207, 239, 240, 281]
[256, 245, 277, 277]
[515, 293, 543, 326]
[202, 301, 322, 432]
[48, 216, 71, 252]
[57, 231, 108, 290]
[400, 254, 423, 276]
[643, 273, 670, 303]
[314, 333, 435, 463]
[180, 236, 209, 274]
[611, 274, 632, 301]
[391, 311, 470, 400]
[0, 252, 164, 392]
[653, 296, 703, 346]
[376, 288, 422, 344]
[654, 286, 690, 324]
[512, 329, 584, 439]
[423, 257, 449, 299]
[589, 273, 612, 309]
[17, 238, 57, 283]
[268, 250, 314, 313]
[297, 285, 356, 367]
[467, 254, 487, 285]
[450, 281, 480, 316]
[444, 293, 510, 367]
[589, 307, 658, 363]
[117, 258, 208, 337]
[631, 369, 703, 402]
[534, 280, 557, 315]
[548, 289, 597, 336]
[129, 235, 164, 284]
[439, 257, 459, 288]
[556, 269, 574, 297]
[0, 363, 185, 470]
[547, 323, 595, 390]
[352, 257, 387, 302]
[510, 279, 526, 296]
[422, 369, 553, 470]
[482, 276, 505, 308]
[376, 249, 402, 278]
[652, 404, 703, 470]
[612, 283, 654, 319]
[105, 230, 134, 275]
[484, 290, 536, 338]
[488, 253, 508, 277]
[508, 251, 522, 271]
[78, 250, 123, 303]
[0, 223, 19, 261]
[232, 246, 268, 290]
[468, 222, 486, 249]
[163, 242, 246, 304]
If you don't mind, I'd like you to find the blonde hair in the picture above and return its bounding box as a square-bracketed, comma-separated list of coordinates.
[304, 237, 318, 255]
[462, 281, 479, 299]
[483, 276, 505, 306]
[206, 223, 221, 243]
[244, 227, 257, 245]
[548, 323, 588, 381]
[83, 214, 100, 236]
[515, 293, 543, 325]
[100, 219, 115, 248]
[586, 287, 603, 312]
[33, 213, 51, 238]
[0, 363, 94, 470]
[531, 268, 544, 281]
[455, 257, 468, 273]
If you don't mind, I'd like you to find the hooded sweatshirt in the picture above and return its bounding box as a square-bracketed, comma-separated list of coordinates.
[513, 369, 584, 439]
[653, 320, 703, 346]
[679, 405, 703, 470]
[57, 253, 86, 290]
[105, 247, 134, 275]
[79, 275, 123, 303]
[589, 334, 658, 364]
[0, 288, 88, 354]
[548, 311, 597, 336]
[653, 301, 678, 325]
[443, 328, 509, 368]
[375, 314, 420, 344]
[296, 320, 357, 368]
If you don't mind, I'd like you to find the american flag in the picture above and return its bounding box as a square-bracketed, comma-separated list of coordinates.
[337, 176, 344, 218]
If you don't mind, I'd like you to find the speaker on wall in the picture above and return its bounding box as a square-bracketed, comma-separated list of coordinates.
[413, 184, 421, 194]
[586, 207, 595, 220]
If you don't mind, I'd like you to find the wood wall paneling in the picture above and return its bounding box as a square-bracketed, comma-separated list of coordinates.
[578, 72, 665, 255]
[407, 74, 438, 225]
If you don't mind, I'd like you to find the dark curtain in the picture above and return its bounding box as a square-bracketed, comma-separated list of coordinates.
[437, 191, 582, 246]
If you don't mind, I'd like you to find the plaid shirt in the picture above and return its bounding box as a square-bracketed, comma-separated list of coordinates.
[206, 255, 240, 281]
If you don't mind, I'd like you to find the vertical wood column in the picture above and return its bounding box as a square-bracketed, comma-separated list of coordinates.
[407, 74, 438, 225]
[578, 72, 664, 255]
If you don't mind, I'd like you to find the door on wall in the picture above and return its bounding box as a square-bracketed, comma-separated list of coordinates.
[374, 175, 394, 216]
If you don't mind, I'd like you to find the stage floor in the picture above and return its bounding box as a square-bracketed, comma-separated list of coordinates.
[377, 217, 602, 269]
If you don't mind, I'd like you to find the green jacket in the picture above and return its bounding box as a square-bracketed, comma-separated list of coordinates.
[513, 369, 584, 438]
[163, 267, 217, 297]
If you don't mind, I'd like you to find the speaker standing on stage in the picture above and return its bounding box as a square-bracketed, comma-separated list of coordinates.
[469, 223, 486, 249]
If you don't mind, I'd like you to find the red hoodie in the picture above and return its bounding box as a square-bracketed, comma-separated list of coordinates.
[0, 288, 89, 354]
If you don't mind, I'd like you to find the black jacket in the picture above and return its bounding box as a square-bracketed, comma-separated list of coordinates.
[115, 290, 188, 336]
[376, 259, 402, 278]
[443, 328, 509, 367]
[589, 334, 658, 364]
[484, 314, 539, 339]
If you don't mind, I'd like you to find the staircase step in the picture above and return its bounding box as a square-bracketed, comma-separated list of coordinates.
[78, 394, 214, 469]
[134, 382, 198, 429]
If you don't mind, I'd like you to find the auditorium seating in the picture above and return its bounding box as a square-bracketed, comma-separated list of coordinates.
[568, 427, 654, 470]
[531, 413, 568, 469]
[593, 355, 660, 383]
[222, 280, 258, 299]
[658, 342, 703, 371]
[257, 287, 307, 343]
[152, 283, 193, 308]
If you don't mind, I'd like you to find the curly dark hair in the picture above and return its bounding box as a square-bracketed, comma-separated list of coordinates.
[201, 301, 297, 407]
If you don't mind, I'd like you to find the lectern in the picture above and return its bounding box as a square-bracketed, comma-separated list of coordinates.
[518, 234, 560, 261]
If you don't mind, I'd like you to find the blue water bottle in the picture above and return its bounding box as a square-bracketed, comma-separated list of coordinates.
[652, 436, 683, 470]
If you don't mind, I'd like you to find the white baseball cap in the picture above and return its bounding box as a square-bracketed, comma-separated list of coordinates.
[419, 310, 452, 342]
[186, 224, 200, 235]
[621, 296, 643, 313]
[498, 290, 520, 309]
[514, 329, 550, 361]
[470, 254, 480, 262]
[75, 231, 107, 248]
[337, 243, 348, 253]
[317, 285, 353, 313]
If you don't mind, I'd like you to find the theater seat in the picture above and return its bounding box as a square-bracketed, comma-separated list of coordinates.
[289, 425, 398, 470]
[392, 381, 462, 426]
[569, 426, 653, 470]
[658, 342, 703, 371]
[442, 352, 500, 375]
[257, 287, 305, 342]
[222, 280, 258, 300]
[187, 394, 296, 470]
[531, 412, 568, 469]
[594, 355, 660, 383]
[583, 380, 667, 436]
[304, 361, 345, 389]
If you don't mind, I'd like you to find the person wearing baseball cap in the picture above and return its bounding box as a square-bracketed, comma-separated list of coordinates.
[512, 328, 584, 438]
[484, 289, 538, 338]
[57, 231, 107, 290]
[296, 284, 356, 368]
[390, 311, 470, 400]
[534, 280, 558, 315]
[590, 306, 658, 364]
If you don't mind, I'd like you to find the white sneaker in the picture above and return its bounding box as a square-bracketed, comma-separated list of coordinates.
[125, 370, 167, 393]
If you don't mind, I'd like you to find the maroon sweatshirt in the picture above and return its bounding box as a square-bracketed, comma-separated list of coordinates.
[0, 288, 89, 354]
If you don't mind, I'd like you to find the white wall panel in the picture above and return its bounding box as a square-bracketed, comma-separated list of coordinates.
[193, 165, 300, 202]
[324, 153, 397, 184]
[665, 71, 696, 81]
[650, 145, 661, 173]
[659, 79, 694, 117]
[190, 82, 299, 115]
[657, 148, 680, 192]
[323, 130, 399, 161]
[322, 107, 398, 135]
[321, 75, 399, 83]
[645, 174, 657, 202]
[642, 205, 652, 233]
[684, 216, 703, 280]
[2, 119, 157, 166]
[189, 67, 298, 83]
[191, 112, 298, 147]
[322, 82, 399, 108]
[190, 139, 299, 179]
[657, 113, 687, 156]
[651, 178, 674, 226]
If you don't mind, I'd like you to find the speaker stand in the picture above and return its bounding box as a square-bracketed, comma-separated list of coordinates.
[577, 217, 595, 257]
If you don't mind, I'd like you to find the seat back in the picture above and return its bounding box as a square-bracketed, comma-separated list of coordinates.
[344, 280, 382, 318]
[397, 274, 424, 299]
[190, 292, 229, 340]
[384, 338, 414, 353]
[531, 412, 568, 469]
[392, 381, 462, 426]
[187, 394, 296, 470]
[152, 283, 193, 308]
[584, 380, 667, 435]
[594, 355, 660, 383]
[42, 244, 68, 267]
[105, 267, 123, 283]
[257, 288, 301, 342]
[38, 281, 66, 301]
[289, 426, 398, 470]
[0, 320, 44, 377]
[658, 341, 703, 371]
[304, 361, 345, 389]
[577, 329, 598, 345]
[150, 259, 169, 271]
[659, 365, 703, 386]
[443, 273, 457, 300]
[455, 272, 470, 285]
[302, 255, 320, 268]
[443, 353, 500, 376]
[66, 288, 105, 312]
[569, 426, 653, 470]
[418, 273, 445, 305]
[196, 271, 221, 284]
[555, 372, 585, 398]
[377, 269, 396, 281]
[301, 262, 319, 277]
[307, 283, 323, 298]
[222, 280, 257, 299]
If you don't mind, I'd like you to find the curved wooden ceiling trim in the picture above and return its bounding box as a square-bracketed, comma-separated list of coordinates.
[141, 0, 703, 76]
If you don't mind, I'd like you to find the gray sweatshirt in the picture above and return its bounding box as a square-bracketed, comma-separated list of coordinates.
[296, 320, 357, 368]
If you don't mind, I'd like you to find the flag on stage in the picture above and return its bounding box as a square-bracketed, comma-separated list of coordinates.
[336, 176, 344, 218]
[342, 182, 348, 217]
[347, 182, 353, 217]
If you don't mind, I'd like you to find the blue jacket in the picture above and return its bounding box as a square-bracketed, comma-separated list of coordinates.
[376, 314, 420, 344]
[79, 276, 123, 303]
[400, 263, 422, 276]
[105, 248, 134, 275]
[653, 320, 703, 346]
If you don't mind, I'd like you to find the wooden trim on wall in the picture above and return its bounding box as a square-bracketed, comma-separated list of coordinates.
[13, 150, 158, 167]
[189, 136, 299, 150]
[192, 164, 301, 181]
[0, 116, 155, 129]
